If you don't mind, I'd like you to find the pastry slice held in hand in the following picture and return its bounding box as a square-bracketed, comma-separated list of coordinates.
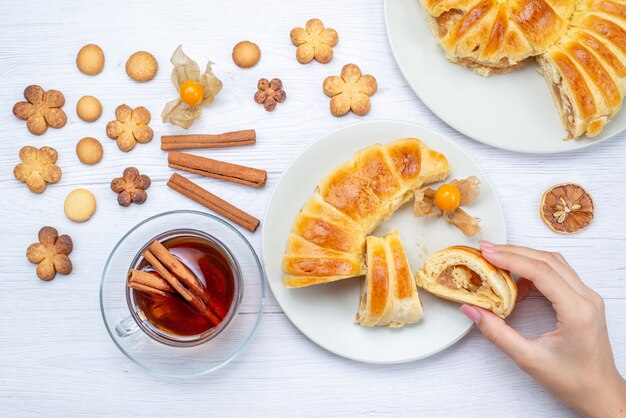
[356, 230, 424, 328]
[416, 246, 517, 318]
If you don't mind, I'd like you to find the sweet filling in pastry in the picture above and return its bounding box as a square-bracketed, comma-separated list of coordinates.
[435, 9, 463, 37]
[455, 56, 524, 73]
[437, 265, 500, 304]
[550, 79, 575, 134]
[416, 246, 517, 317]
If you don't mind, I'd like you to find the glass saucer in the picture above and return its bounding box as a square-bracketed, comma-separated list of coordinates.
[100, 210, 265, 377]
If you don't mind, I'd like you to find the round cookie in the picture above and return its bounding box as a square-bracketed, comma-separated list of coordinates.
[76, 95, 102, 122]
[232, 41, 261, 68]
[76, 44, 105, 75]
[64, 189, 97, 222]
[126, 51, 158, 82]
[76, 137, 103, 165]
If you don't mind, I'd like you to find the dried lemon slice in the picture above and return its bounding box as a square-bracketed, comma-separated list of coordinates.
[540, 183, 594, 234]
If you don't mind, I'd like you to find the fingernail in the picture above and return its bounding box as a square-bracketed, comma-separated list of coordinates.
[460, 304, 481, 323]
[479, 240, 496, 253]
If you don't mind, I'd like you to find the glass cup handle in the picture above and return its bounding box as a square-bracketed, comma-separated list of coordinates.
[115, 316, 141, 338]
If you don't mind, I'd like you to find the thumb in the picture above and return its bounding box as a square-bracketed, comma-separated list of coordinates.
[460, 304, 534, 365]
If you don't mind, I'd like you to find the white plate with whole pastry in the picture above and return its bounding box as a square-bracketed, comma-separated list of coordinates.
[262, 120, 510, 363]
[384, 0, 626, 153]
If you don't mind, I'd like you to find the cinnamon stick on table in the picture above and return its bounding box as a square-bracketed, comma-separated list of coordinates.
[167, 172, 260, 233]
[168, 151, 267, 188]
[161, 129, 256, 151]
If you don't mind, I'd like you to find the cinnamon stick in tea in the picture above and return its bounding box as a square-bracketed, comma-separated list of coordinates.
[161, 129, 256, 151]
[127, 283, 170, 297]
[142, 249, 221, 325]
[147, 240, 228, 319]
[147, 240, 204, 295]
[167, 172, 260, 232]
[127, 269, 176, 296]
[168, 151, 267, 188]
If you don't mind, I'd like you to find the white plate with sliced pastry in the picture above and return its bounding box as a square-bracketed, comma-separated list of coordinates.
[262, 120, 509, 363]
[384, 0, 626, 153]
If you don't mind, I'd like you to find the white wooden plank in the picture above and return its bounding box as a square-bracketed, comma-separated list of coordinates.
[0, 0, 625, 416]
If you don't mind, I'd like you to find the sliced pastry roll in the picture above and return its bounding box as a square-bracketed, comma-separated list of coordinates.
[416, 246, 516, 318]
[537, 2, 626, 138]
[356, 230, 424, 328]
[419, 0, 575, 75]
[283, 138, 450, 288]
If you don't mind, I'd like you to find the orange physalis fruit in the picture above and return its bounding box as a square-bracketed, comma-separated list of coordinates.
[435, 184, 461, 212]
[179, 80, 204, 106]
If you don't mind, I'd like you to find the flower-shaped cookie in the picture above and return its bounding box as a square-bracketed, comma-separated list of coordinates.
[290, 18, 338, 64]
[161, 45, 223, 129]
[13, 85, 67, 135]
[14, 146, 62, 194]
[26, 226, 73, 281]
[323, 64, 377, 116]
[106, 104, 153, 152]
[111, 167, 151, 206]
[254, 78, 286, 111]
[414, 176, 481, 237]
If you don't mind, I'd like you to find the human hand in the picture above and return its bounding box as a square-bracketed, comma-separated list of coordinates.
[459, 242, 626, 417]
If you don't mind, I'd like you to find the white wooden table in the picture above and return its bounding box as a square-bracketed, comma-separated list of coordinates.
[1, 0, 625, 416]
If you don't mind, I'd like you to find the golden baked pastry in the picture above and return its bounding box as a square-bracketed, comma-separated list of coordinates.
[419, 0, 575, 75]
[283, 138, 450, 288]
[537, 2, 626, 138]
[420, 0, 626, 138]
[416, 246, 517, 318]
[356, 230, 424, 328]
[126, 51, 158, 82]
